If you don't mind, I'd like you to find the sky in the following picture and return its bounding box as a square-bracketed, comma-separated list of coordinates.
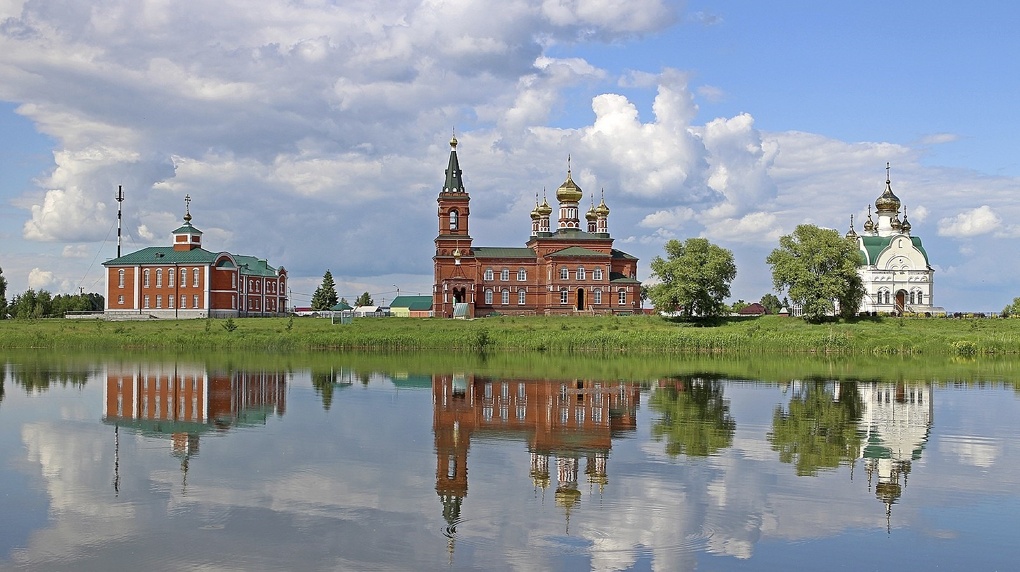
[1, 0, 1018, 312]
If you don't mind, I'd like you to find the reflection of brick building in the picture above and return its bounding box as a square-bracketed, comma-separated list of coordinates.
[103, 362, 288, 449]
[433, 374, 640, 546]
[433, 136, 641, 317]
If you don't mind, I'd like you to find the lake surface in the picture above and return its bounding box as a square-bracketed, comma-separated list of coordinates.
[1, 352, 1019, 571]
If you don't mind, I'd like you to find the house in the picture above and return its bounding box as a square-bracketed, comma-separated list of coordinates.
[737, 302, 768, 316]
[389, 295, 434, 318]
[432, 135, 641, 318]
[102, 198, 287, 318]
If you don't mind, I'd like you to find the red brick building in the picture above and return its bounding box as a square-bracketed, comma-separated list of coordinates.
[102, 198, 287, 318]
[433, 136, 641, 317]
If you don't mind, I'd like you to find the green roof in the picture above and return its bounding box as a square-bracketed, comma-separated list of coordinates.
[611, 248, 638, 260]
[473, 247, 536, 258]
[234, 255, 279, 277]
[172, 222, 203, 235]
[103, 246, 219, 266]
[390, 295, 433, 311]
[330, 301, 353, 311]
[610, 272, 641, 284]
[547, 246, 609, 258]
[531, 229, 610, 241]
[859, 235, 929, 266]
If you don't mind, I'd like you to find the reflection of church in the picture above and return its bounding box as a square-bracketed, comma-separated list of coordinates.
[856, 382, 933, 527]
[103, 363, 288, 489]
[433, 375, 641, 551]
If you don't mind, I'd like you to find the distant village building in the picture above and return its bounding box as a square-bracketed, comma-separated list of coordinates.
[432, 136, 641, 318]
[845, 165, 936, 315]
[102, 197, 287, 318]
[389, 295, 434, 318]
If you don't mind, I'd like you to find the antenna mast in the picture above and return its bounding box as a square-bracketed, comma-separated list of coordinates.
[116, 185, 124, 257]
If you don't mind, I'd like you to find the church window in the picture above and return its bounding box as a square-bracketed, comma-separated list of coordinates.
[593, 268, 603, 281]
[193, 268, 200, 287]
[594, 289, 602, 305]
[560, 267, 569, 280]
[143, 269, 150, 288]
[181, 295, 186, 308]
[449, 209, 458, 231]
[168, 269, 174, 288]
[156, 269, 163, 287]
[518, 290, 526, 305]
[501, 290, 510, 305]
[155, 295, 162, 308]
[909, 291, 916, 305]
[117, 295, 124, 304]
[484, 268, 494, 281]
[231, 273, 236, 288]
[517, 268, 526, 281]
[501, 268, 509, 281]
[618, 289, 627, 305]
[576, 267, 585, 280]
[118, 269, 125, 288]
[143, 295, 150, 308]
[180, 268, 187, 286]
[193, 294, 199, 308]
[168, 296, 174, 309]
[560, 288, 568, 305]
[485, 289, 493, 304]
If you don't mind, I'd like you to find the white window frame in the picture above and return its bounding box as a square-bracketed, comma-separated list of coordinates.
[501, 268, 510, 281]
[143, 294, 150, 308]
[501, 290, 510, 305]
[576, 267, 585, 280]
[484, 268, 494, 281]
[156, 269, 162, 288]
[192, 268, 200, 287]
[560, 267, 569, 280]
[485, 289, 493, 304]
[518, 290, 526, 305]
[449, 209, 458, 231]
[517, 268, 526, 281]
[118, 269, 125, 288]
[560, 288, 568, 305]
[594, 289, 602, 305]
[618, 289, 626, 305]
[593, 268, 603, 281]
[168, 269, 174, 288]
[143, 269, 150, 288]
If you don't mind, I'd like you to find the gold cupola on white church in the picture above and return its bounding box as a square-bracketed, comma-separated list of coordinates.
[845, 165, 937, 314]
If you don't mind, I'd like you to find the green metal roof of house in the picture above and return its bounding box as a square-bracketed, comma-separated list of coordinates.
[859, 235, 929, 266]
[611, 249, 638, 260]
[330, 301, 354, 311]
[390, 295, 433, 311]
[473, 247, 537, 258]
[547, 246, 609, 258]
[531, 229, 610, 241]
[610, 272, 641, 284]
[103, 246, 220, 266]
[171, 222, 203, 235]
[234, 255, 280, 277]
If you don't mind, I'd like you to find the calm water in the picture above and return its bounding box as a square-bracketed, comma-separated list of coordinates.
[1, 353, 1019, 571]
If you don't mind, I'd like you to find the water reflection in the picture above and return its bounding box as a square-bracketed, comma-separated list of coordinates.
[433, 375, 641, 553]
[649, 376, 736, 457]
[102, 362, 288, 491]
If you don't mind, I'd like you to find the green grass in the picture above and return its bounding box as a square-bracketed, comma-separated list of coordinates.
[2, 314, 1020, 356]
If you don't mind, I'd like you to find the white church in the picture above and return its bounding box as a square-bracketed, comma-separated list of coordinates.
[845, 165, 938, 315]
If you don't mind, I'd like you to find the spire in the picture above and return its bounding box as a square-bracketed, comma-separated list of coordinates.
[875, 162, 901, 214]
[183, 194, 192, 223]
[443, 132, 464, 193]
[846, 213, 858, 239]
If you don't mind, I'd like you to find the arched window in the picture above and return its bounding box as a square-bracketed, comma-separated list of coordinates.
[180, 268, 187, 286]
[501, 268, 509, 281]
[517, 268, 526, 281]
[618, 289, 627, 305]
[560, 267, 569, 280]
[168, 269, 174, 288]
[518, 290, 526, 305]
[576, 267, 585, 280]
[593, 268, 603, 281]
[594, 289, 602, 305]
[485, 289, 493, 305]
[192, 268, 200, 287]
[118, 269, 125, 288]
[143, 269, 150, 287]
[909, 291, 916, 305]
[560, 288, 569, 305]
[449, 209, 459, 231]
[156, 269, 163, 287]
[501, 290, 510, 305]
[484, 268, 494, 281]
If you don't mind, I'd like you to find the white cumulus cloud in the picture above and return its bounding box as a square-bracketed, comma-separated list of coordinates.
[938, 205, 1000, 237]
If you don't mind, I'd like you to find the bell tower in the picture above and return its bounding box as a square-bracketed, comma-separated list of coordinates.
[433, 134, 476, 317]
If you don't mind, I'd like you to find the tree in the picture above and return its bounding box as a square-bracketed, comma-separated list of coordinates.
[310, 270, 339, 310]
[649, 377, 735, 457]
[647, 238, 736, 318]
[355, 291, 374, 307]
[766, 224, 865, 322]
[760, 293, 782, 315]
[0, 266, 7, 319]
[1002, 297, 1020, 317]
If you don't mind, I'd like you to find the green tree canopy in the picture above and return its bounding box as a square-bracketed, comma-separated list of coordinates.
[765, 224, 865, 321]
[0, 266, 7, 319]
[760, 293, 782, 315]
[648, 238, 736, 318]
[1002, 297, 1020, 317]
[310, 270, 339, 310]
[355, 291, 374, 306]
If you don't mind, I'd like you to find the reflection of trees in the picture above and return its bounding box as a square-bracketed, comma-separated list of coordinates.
[768, 381, 864, 476]
[650, 377, 735, 457]
[11, 363, 94, 393]
[311, 370, 337, 410]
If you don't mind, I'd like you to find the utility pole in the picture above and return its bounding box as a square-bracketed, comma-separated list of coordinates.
[116, 185, 125, 258]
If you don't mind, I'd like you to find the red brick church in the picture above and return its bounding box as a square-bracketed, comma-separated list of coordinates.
[433, 136, 641, 317]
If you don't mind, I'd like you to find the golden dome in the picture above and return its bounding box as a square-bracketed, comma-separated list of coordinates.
[863, 206, 875, 233]
[537, 197, 553, 216]
[595, 195, 610, 217]
[556, 169, 583, 203]
[875, 163, 901, 214]
[585, 201, 597, 221]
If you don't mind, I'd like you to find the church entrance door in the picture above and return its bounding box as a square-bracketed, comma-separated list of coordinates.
[576, 288, 585, 311]
[895, 290, 906, 314]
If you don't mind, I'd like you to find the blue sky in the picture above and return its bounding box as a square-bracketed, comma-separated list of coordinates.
[1, 0, 1018, 311]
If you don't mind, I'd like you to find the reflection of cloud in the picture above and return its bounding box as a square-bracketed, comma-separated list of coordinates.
[941, 435, 999, 468]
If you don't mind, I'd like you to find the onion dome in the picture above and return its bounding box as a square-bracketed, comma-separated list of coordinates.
[863, 205, 875, 233]
[875, 162, 901, 214]
[585, 197, 597, 222]
[901, 207, 912, 234]
[891, 216, 902, 230]
[556, 158, 583, 203]
[531, 194, 541, 220]
[537, 196, 553, 216]
[595, 189, 610, 216]
[845, 214, 858, 239]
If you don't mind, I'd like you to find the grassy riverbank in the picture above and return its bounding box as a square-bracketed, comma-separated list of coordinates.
[1, 314, 1019, 356]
